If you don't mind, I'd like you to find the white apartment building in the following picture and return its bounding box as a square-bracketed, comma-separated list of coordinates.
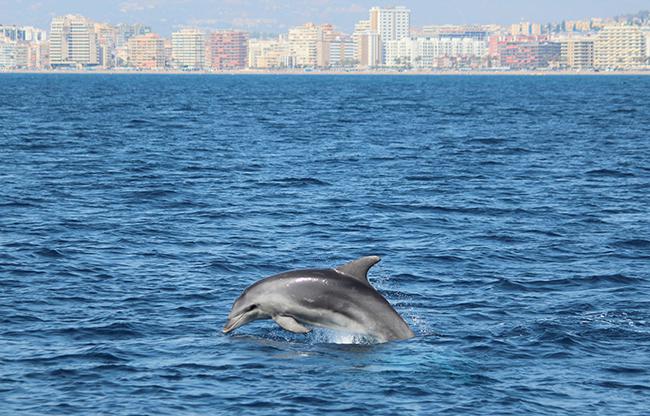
[369, 6, 411, 64]
[370, 6, 411, 42]
[172, 29, 205, 69]
[594, 25, 646, 69]
[328, 36, 356, 67]
[288, 23, 336, 67]
[385, 37, 488, 68]
[643, 27, 650, 62]
[49, 15, 99, 68]
[0, 40, 29, 68]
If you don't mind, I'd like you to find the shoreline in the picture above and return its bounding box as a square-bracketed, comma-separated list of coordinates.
[2, 69, 650, 76]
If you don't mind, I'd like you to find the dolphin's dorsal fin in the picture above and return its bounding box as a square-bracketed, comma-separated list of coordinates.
[335, 256, 381, 284]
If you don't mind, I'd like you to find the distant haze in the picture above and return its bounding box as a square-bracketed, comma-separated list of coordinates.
[1, 0, 648, 34]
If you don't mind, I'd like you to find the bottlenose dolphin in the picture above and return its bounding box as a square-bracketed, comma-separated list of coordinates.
[223, 256, 415, 343]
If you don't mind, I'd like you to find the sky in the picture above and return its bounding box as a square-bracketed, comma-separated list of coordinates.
[1, 0, 648, 34]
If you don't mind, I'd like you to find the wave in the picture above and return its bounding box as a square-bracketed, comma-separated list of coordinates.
[611, 239, 650, 249]
[494, 274, 642, 292]
[586, 169, 635, 178]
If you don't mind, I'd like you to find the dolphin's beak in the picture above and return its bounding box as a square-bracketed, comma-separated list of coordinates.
[223, 314, 244, 334]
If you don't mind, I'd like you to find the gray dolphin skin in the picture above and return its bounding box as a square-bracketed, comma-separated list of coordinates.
[223, 256, 415, 343]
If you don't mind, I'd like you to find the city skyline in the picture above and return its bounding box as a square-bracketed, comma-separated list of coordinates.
[1, 0, 649, 35]
[2, 5, 650, 72]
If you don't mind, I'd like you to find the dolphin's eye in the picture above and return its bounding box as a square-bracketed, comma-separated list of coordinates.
[246, 305, 257, 312]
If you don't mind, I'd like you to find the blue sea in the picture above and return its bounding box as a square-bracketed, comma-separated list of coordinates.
[1, 74, 649, 415]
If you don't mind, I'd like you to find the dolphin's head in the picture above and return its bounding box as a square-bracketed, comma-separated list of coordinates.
[223, 289, 267, 334]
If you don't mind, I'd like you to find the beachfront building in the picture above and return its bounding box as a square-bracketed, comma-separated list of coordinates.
[384, 36, 488, 69]
[94, 23, 117, 68]
[316, 29, 349, 68]
[172, 28, 205, 69]
[287, 23, 337, 68]
[328, 35, 356, 68]
[353, 20, 381, 68]
[49, 15, 99, 68]
[594, 25, 646, 70]
[116, 23, 152, 48]
[641, 26, 650, 66]
[114, 23, 151, 66]
[0, 24, 48, 69]
[499, 41, 561, 69]
[29, 41, 49, 69]
[247, 38, 294, 69]
[560, 38, 594, 70]
[0, 39, 29, 68]
[206, 30, 248, 70]
[369, 6, 411, 63]
[127, 33, 165, 69]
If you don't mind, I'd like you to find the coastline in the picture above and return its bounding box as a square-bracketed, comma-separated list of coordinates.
[2, 68, 650, 76]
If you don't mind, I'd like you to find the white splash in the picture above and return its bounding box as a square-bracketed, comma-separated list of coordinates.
[307, 328, 378, 345]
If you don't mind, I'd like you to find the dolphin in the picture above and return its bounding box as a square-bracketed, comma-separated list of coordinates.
[223, 256, 415, 343]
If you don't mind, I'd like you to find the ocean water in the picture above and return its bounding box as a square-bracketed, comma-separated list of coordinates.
[1, 74, 649, 415]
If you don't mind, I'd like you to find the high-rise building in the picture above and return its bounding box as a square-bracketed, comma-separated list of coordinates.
[127, 33, 166, 69]
[594, 25, 646, 69]
[510, 22, 542, 37]
[288, 23, 336, 67]
[1, 25, 19, 41]
[560, 39, 594, 70]
[0, 41, 16, 68]
[206, 31, 249, 70]
[328, 35, 356, 68]
[0, 25, 47, 42]
[94, 23, 117, 68]
[369, 6, 411, 42]
[0, 25, 47, 69]
[640, 27, 650, 62]
[353, 20, 381, 67]
[0, 40, 29, 68]
[369, 6, 411, 63]
[316, 26, 343, 67]
[114, 23, 151, 66]
[172, 28, 205, 69]
[358, 32, 382, 68]
[49, 15, 99, 68]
